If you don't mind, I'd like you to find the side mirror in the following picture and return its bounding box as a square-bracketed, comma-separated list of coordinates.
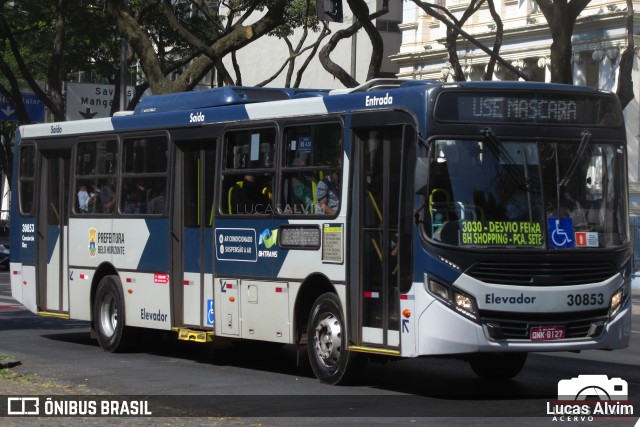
[414, 157, 430, 195]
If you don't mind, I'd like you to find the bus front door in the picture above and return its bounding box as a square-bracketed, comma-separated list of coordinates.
[172, 141, 216, 329]
[352, 125, 413, 351]
[37, 149, 71, 314]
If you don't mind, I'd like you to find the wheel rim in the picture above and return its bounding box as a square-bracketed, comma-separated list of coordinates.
[99, 293, 118, 338]
[312, 312, 342, 369]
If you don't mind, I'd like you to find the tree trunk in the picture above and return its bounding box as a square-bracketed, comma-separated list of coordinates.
[536, 0, 590, 84]
[616, 0, 635, 109]
[346, 0, 387, 80]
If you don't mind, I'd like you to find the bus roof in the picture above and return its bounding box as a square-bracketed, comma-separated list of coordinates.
[17, 80, 618, 140]
[133, 86, 331, 115]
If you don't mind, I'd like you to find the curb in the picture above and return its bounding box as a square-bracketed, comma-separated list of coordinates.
[0, 359, 21, 369]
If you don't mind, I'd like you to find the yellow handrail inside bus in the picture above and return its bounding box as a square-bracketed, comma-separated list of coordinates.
[50, 203, 60, 222]
[370, 237, 383, 261]
[367, 190, 398, 274]
[227, 181, 243, 214]
[311, 180, 318, 214]
[367, 191, 382, 222]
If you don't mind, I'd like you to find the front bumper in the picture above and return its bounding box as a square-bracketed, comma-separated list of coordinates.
[407, 273, 632, 356]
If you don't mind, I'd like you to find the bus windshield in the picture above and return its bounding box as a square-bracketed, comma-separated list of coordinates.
[423, 137, 628, 249]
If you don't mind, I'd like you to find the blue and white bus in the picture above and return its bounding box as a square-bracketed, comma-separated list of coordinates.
[10, 79, 632, 384]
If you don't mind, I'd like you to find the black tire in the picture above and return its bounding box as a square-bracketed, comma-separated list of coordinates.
[307, 292, 365, 385]
[93, 275, 137, 352]
[468, 352, 527, 380]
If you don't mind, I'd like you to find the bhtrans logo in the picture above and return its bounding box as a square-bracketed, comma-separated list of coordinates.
[546, 375, 635, 422]
[258, 228, 278, 258]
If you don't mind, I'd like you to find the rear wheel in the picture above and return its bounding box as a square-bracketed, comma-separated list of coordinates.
[468, 352, 527, 380]
[93, 275, 137, 352]
[307, 292, 365, 385]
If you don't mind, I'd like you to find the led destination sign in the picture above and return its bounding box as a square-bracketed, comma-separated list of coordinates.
[280, 225, 321, 249]
[435, 92, 622, 126]
[460, 220, 543, 247]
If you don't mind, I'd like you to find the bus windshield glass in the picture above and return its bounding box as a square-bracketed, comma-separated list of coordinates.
[423, 138, 628, 249]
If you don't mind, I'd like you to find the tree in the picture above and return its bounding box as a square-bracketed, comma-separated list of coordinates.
[106, 0, 291, 94]
[0, 0, 65, 122]
[243, 0, 331, 88]
[437, 0, 503, 81]
[0, 0, 133, 185]
[411, 0, 526, 81]
[318, 0, 389, 87]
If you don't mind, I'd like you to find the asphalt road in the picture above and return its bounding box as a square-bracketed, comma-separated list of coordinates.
[0, 271, 639, 426]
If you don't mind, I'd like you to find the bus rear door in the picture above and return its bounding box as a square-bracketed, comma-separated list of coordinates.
[36, 149, 71, 314]
[172, 139, 216, 330]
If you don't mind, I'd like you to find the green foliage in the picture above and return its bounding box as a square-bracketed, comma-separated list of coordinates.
[1, 0, 123, 89]
[269, 0, 322, 39]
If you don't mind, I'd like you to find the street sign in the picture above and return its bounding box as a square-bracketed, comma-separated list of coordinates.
[66, 83, 135, 120]
[0, 93, 45, 123]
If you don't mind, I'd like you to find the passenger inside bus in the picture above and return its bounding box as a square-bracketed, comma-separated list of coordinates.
[98, 179, 117, 213]
[77, 184, 96, 213]
[147, 183, 166, 214]
[290, 153, 314, 213]
[229, 174, 271, 214]
[123, 182, 147, 214]
[316, 164, 341, 215]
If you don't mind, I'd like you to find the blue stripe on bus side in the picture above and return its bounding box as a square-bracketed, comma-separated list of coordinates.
[323, 90, 409, 115]
[213, 218, 288, 278]
[204, 228, 214, 274]
[112, 104, 252, 132]
[137, 218, 170, 272]
[47, 226, 60, 263]
[12, 218, 37, 265]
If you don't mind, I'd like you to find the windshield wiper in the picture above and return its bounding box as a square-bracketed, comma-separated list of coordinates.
[481, 128, 533, 192]
[559, 130, 592, 188]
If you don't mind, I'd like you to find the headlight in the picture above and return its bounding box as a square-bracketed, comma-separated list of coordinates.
[426, 278, 479, 323]
[428, 279, 450, 302]
[609, 280, 630, 319]
[454, 292, 479, 321]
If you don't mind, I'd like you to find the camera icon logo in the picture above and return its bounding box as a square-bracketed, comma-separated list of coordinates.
[558, 375, 628, 401]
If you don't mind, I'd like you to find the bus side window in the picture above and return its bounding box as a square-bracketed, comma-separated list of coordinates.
[280, 123, 342, 216]
[222, 128, 275, 215]
[75, 139, 119, 215]
[121, 136, 168, 215]
[19, 145, 36, 215]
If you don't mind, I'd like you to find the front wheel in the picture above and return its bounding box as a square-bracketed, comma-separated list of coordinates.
[93, 275, 137, 352]
[468, 352, 527, 380]
[307, 292, 365, 385]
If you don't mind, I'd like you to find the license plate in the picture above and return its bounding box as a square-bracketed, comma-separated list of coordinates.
[530, 325, 565, 341]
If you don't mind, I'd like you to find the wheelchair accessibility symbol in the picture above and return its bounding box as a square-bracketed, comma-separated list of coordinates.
[548, 218, 575, 249]
[207, 299, 214, 326]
